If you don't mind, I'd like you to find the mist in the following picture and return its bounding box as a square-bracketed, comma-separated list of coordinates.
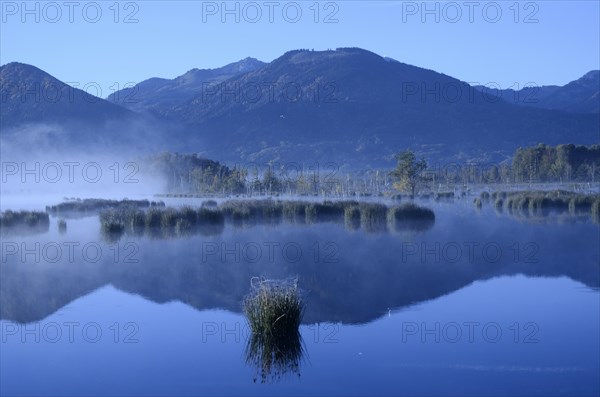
[0, 119, 189, 211]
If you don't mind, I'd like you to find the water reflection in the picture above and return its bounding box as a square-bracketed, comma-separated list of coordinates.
[245, 327, 305, 383]
[1, 208, 598, 326]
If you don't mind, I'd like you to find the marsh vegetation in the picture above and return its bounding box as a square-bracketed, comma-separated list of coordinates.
[243, 278, 304, 383]
[95, 199, 436, 239]
[0, 210, 50, 235]
[481, 190, 600, 221]
[46, 198, 165, 218]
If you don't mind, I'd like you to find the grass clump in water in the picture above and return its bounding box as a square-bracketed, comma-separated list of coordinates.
[145, 208, 163, 228]
[282, 201, 307, 223]
[0, 210, 50, 235]
[220, 200, 283, 225]
[359, 203, 388, 232]
[58, 219, 67, 234]
[305, 201, 345, 223]
[197, 207, 225, 225]
[0, 210, 49, 228]
[244, 277, 304, 341]
[387, 203, 435, 231]
[243, 278, 305, 384]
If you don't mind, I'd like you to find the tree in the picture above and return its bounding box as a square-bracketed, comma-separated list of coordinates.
[390, 150, 427, 195]
[262, 166, 280, 195]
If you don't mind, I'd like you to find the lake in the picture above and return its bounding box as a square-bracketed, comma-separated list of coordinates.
[1, 199, 599, 396]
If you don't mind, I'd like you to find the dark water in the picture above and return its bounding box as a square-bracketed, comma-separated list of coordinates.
[1, 202, 599, 396]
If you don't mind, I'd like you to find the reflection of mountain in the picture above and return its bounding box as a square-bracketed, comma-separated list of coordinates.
[1, 223, 598, 324]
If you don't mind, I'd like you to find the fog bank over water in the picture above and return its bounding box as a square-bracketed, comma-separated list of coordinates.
[0, 137, 170, 210]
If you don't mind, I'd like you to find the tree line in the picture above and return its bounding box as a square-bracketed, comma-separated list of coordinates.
[144, 144, 599, 197]
[512, 144, 599, 183]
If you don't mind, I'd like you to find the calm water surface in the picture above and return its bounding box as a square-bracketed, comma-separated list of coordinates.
[1, 200, 598, 396]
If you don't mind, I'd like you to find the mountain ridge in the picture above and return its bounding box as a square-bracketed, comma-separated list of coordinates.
[2, 49, 599, 167]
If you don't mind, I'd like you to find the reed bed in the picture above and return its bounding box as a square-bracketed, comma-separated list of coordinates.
[97, 199, 438, 239]
[0, 210, 50, 234]
[47, 198, 165, 217]
[482, 190, 598, 221]
[100, 205, 225, 239]
[387, 203, 436, 231]
[358, 203, 388, 232]
[58, 219, 67, 234]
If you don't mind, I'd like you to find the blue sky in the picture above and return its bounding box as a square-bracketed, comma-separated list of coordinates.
[1, 1, 598, 98]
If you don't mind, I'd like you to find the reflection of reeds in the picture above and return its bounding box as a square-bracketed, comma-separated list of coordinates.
[528, 197, 569, 216]
[344, 206, 361, 230]
[305, 201, 356, 223]
[282, 201, 306, 223]
[484, 190, 599, 222]
[592, 199, 600, 223]
[569, 196, 596, 214]
[359, 203, 388, 232]
[387, 203, 435, 232]
[245, 329, 303, 384]
[494, 198, 504, 212]
[243, 277, 304, 383]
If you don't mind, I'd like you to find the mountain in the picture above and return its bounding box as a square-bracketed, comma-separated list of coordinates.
[0, 62, 134, 127]
[161, 48, 599, 165]
[538, 71, 600, 113]
[475, 70, 600, 113]
[106, 57, 266, 112]
[2, 51, 599, 166]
